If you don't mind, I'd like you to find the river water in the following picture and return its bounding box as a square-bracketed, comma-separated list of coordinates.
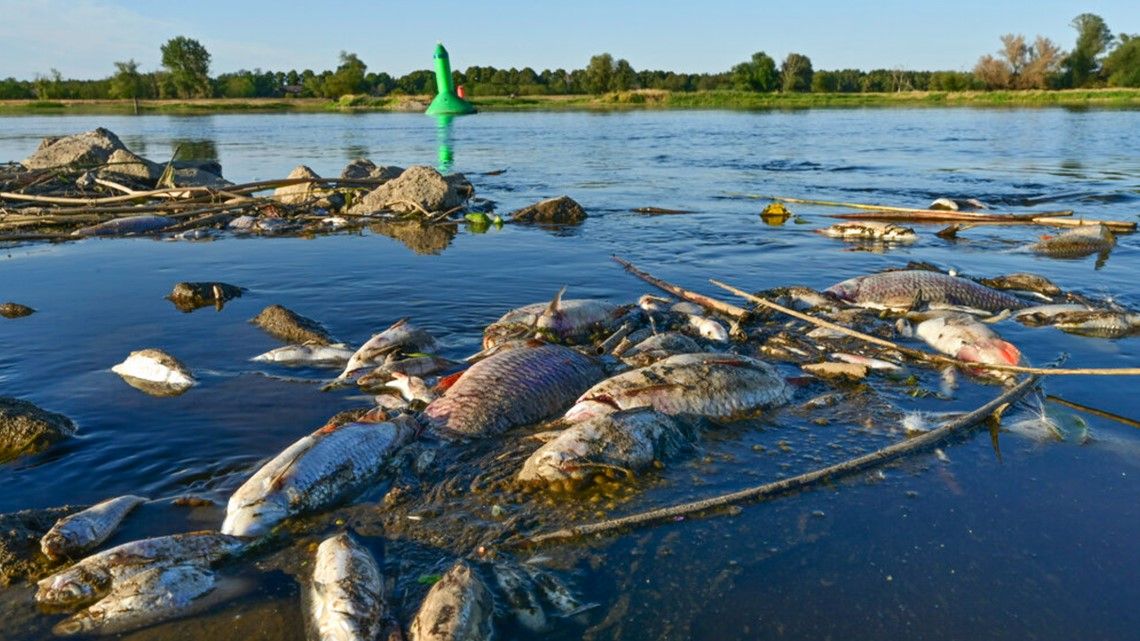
[1, 108, 1139, 640]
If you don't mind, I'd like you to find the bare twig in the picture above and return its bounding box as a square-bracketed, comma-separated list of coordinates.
[1045, 394, 1140, 430]
[611, 255, 748, 318]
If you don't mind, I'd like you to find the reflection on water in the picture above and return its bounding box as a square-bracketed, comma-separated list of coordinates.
[173, 139, 219, 163]
[435, 114, 454, 173]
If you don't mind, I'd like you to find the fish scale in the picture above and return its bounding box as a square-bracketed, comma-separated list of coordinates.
[41, 494, 148, 561]
[422, 344, 605, 438]
[310, 532, 385, 641]
[826, 270, 1031, 312]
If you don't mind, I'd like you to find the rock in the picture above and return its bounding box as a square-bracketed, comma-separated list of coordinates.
[340, 159, 405, 182]
[21, 128, 129, 170]
[0, 397, 77, 463]
[802, 362, 869, 381]
[0, 302, 35, 318]
[168, 167, 233, 189]
[273, 165, 322, 205]
[509, 195, 588, 224]
[929, 198, 959, 211]
[172, 159, 224, 177]
[250, 305, 336, 346]
[166, 282, 245, 312]
[98, 148, 163, 185]
[0, 505, 89, 586]
[347, 165, 472, 215]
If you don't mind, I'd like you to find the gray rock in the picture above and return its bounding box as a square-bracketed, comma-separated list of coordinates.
[0, 397, 77, 463]
[168, 167, 233, 189]
[274, 165, 322, 205]
[0, 302, 35, 318]
[0, 505, 89, 586]
[347, 165, 471, 215]
[250, 305, 336, 346]
[21, 128, 129, 170]
[98, 148, 163, 184]
[510, 195, 588, 224]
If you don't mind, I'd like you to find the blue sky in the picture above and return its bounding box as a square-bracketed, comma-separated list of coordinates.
[2, 1, 1138, 80]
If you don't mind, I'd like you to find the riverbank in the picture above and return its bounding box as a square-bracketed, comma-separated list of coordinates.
[3, 87, 1139, 115]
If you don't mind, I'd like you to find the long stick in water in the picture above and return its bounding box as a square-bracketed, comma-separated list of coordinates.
[726, 193, 1074, 218]
[520, 374, 1040, 547]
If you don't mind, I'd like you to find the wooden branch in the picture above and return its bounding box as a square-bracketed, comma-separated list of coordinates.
[832, 210, 1134, 232]
[520, 374, 1040, 547]
[611, 255, 748, 318]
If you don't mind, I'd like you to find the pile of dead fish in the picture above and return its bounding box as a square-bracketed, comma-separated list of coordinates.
[7, 259, 1140, 639]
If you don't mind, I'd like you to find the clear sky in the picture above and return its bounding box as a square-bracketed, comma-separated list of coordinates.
[2, 0, 1138, 81]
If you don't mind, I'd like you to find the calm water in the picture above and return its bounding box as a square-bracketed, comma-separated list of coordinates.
[1, 109, 1139, 640]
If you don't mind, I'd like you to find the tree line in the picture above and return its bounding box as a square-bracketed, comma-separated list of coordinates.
[2, 13, 1137, 101]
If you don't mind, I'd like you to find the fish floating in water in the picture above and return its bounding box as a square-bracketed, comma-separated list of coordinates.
[221, 414, 419, 537]
[1027, 224, 1116, 258]
[71, 215, 176, 237]
[482, 288, 634, 348]
[422, 343, 605, 439]
[308, 532, 387, 641]
[409, 559, 493, 641]
[619, 332, 704, 368]
[40, 495, 148, 561]
[252, 343, 356, 366]
[518, 407, 697, 485]
[337, 318, 437, 380]
[111, 348, 196, 395]
[912, 313, 1022, 369]
[819, 221, 917, 242]
[564, 352, 791, 423]
[1049, 310, 1140, 338]
[826, 270, 1031, 312]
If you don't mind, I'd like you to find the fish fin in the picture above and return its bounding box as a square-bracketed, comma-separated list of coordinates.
[434, 370, 465, 393]
[544, 286, 568, 318]
[386, 317, 410, 331]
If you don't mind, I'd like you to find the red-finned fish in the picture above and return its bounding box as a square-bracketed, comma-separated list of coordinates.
[1027, 224, 1116, 258]
[422, 343, 604, 438]
[221, 415, 420, 537]
[408, 560, 493, 641]
[563, 352, 791, 423]
[482, 287, 634, 348]
[913, 313, 1022, 367]
[308, 532, 387, 641]
[41, 495, 148, 561]
[518, 407, 697, 484]
[826, 270, 1031, 312]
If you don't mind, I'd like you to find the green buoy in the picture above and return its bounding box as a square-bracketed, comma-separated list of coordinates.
[426, 43, 476, 116]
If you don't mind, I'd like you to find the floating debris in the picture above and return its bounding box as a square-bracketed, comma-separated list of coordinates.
[111, 348, 196, 396]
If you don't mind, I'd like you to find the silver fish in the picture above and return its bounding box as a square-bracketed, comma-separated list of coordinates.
[829, 353, 904, 372]
[685, 314, 728, 342]
[1027, 224, 1116, 258]
[620, 332, 704, 368]
[52, 564, 216, 636]
[309, 532, 386, 641]
[913, 313, 1022, 366]
[422, 343, 604, 438]
[564, 353, 791, 423]
[1051, 310, 1140, 338]
[482, 287, 631, 348]
[1013, 304, 1095, 327]
[409, 560, 493, 641]
[71, 215, 176, 237]
[826, 270, 1031, 312]
[221, 415, 419, 537]
[356, 355, 455, 390]
[251, 343, 356, 366]
[111, 348, 196, 393]
[820, 221, 916, 241]
[41, 495, 148, 561]
[337, 318, 436, 379]
[492, 563, 547, 633]
[35, 530, 244, 608]
[519, 408, 696, 484]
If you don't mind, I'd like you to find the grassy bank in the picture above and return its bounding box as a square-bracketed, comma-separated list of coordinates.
[2, 88, 1139, 115]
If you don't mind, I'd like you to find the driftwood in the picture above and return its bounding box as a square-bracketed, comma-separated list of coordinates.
[1045, 394, 1140, 430]
[519, 374, 1040, 547]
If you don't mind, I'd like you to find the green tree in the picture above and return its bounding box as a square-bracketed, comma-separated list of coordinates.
[732, 51, 778, 92]
[1103, 33, 1140, 87]
[0, 77, 33, 99]
[33, 68, 63, 99]
[161, 36, 212, 98]
[583, 53, 615, 95]
[811, 70, 838, 92]
[110, 59, 146, 100]
[612, 59, 637, 91]
[780, 53, 813, 92]
[325, 51, 367, 97]
[1065, 13, 1112, 87]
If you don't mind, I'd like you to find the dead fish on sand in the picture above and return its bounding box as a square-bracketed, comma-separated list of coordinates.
[41, 495, 148, 561]
[1027, 224, 1116, 258]
[564, 352, 791, 423]
[409, 559, 493, 641]
[483, 287, 634, 348]
[911, 312, 1022, 370]
[518, 407, 698, 485]
[826, 270, 1031, 312]
[422, 343, 604, 439]
[308, 531, 387, 641]
[251, 343, 356, 366]
[111, 348, 196, 395]
[221, 414, 419, 537]
[819, 221, 917, 242]
[337, 318, 436, 380]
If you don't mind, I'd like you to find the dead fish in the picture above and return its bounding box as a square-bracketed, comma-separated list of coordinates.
[913, 313, 1022, 367]
[52, 564, 217, 636]
[819, 221, 916, 242]
[752, 286, 837, 312]
[826, 270, 1030, 312]
[338, 318, 436, 379]
[355, 355, 455, 390]
[35, 530, 245, 609]
[409, 560, 493, 641]
[422, 343, 604, 439]
[521, 564, 594, 618]
[1012, 304, 1096, 327]
[518, 408, 697, 484]
[620, 332, 704, 368]
[637, 294, 672, 313]
[385, 372, 437, 404]
[1050, 310, 1140, 338]
[483, 287, 632, 348]
[685, 314, 729, 342]
[111, 349, 196, 394]
[564, 353, 791, 423]
[829, 353, 904, 372]
[1027, 224, 1116, 258]
[221, 415, 419, 537]
[309, 532, 386, 641]
[71, 215, 176, 237]
[975, 272, 1062, 297]
[41, 495, 148, 561]
[492, 563, 547, 633]
[251, 343, 356, 366]
[669, 301, 705, 315]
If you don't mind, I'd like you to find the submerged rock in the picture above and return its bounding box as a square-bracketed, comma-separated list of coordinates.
[0, 505, 89, 586]
[0, 397, 77, 463]
[166, 282, 245, 312]
[0, 302, 36, 318]
[509, 195, 588, 224]
[250, 304, 336, 346]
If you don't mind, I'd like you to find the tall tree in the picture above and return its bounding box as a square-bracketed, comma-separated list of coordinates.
[110, 59, 146, 100]
[780, 53, 813, 92]
[1066, 13, 1112, 87]
[612, 58, 637, 91]
[1020, 36, 1064, 89]
[1103, 33, 1140, 87]
[583, 53, 615, 95]
[732, 51, 778, 92]
[161, 36, 212, 98]
[325, 51, 368, 97]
